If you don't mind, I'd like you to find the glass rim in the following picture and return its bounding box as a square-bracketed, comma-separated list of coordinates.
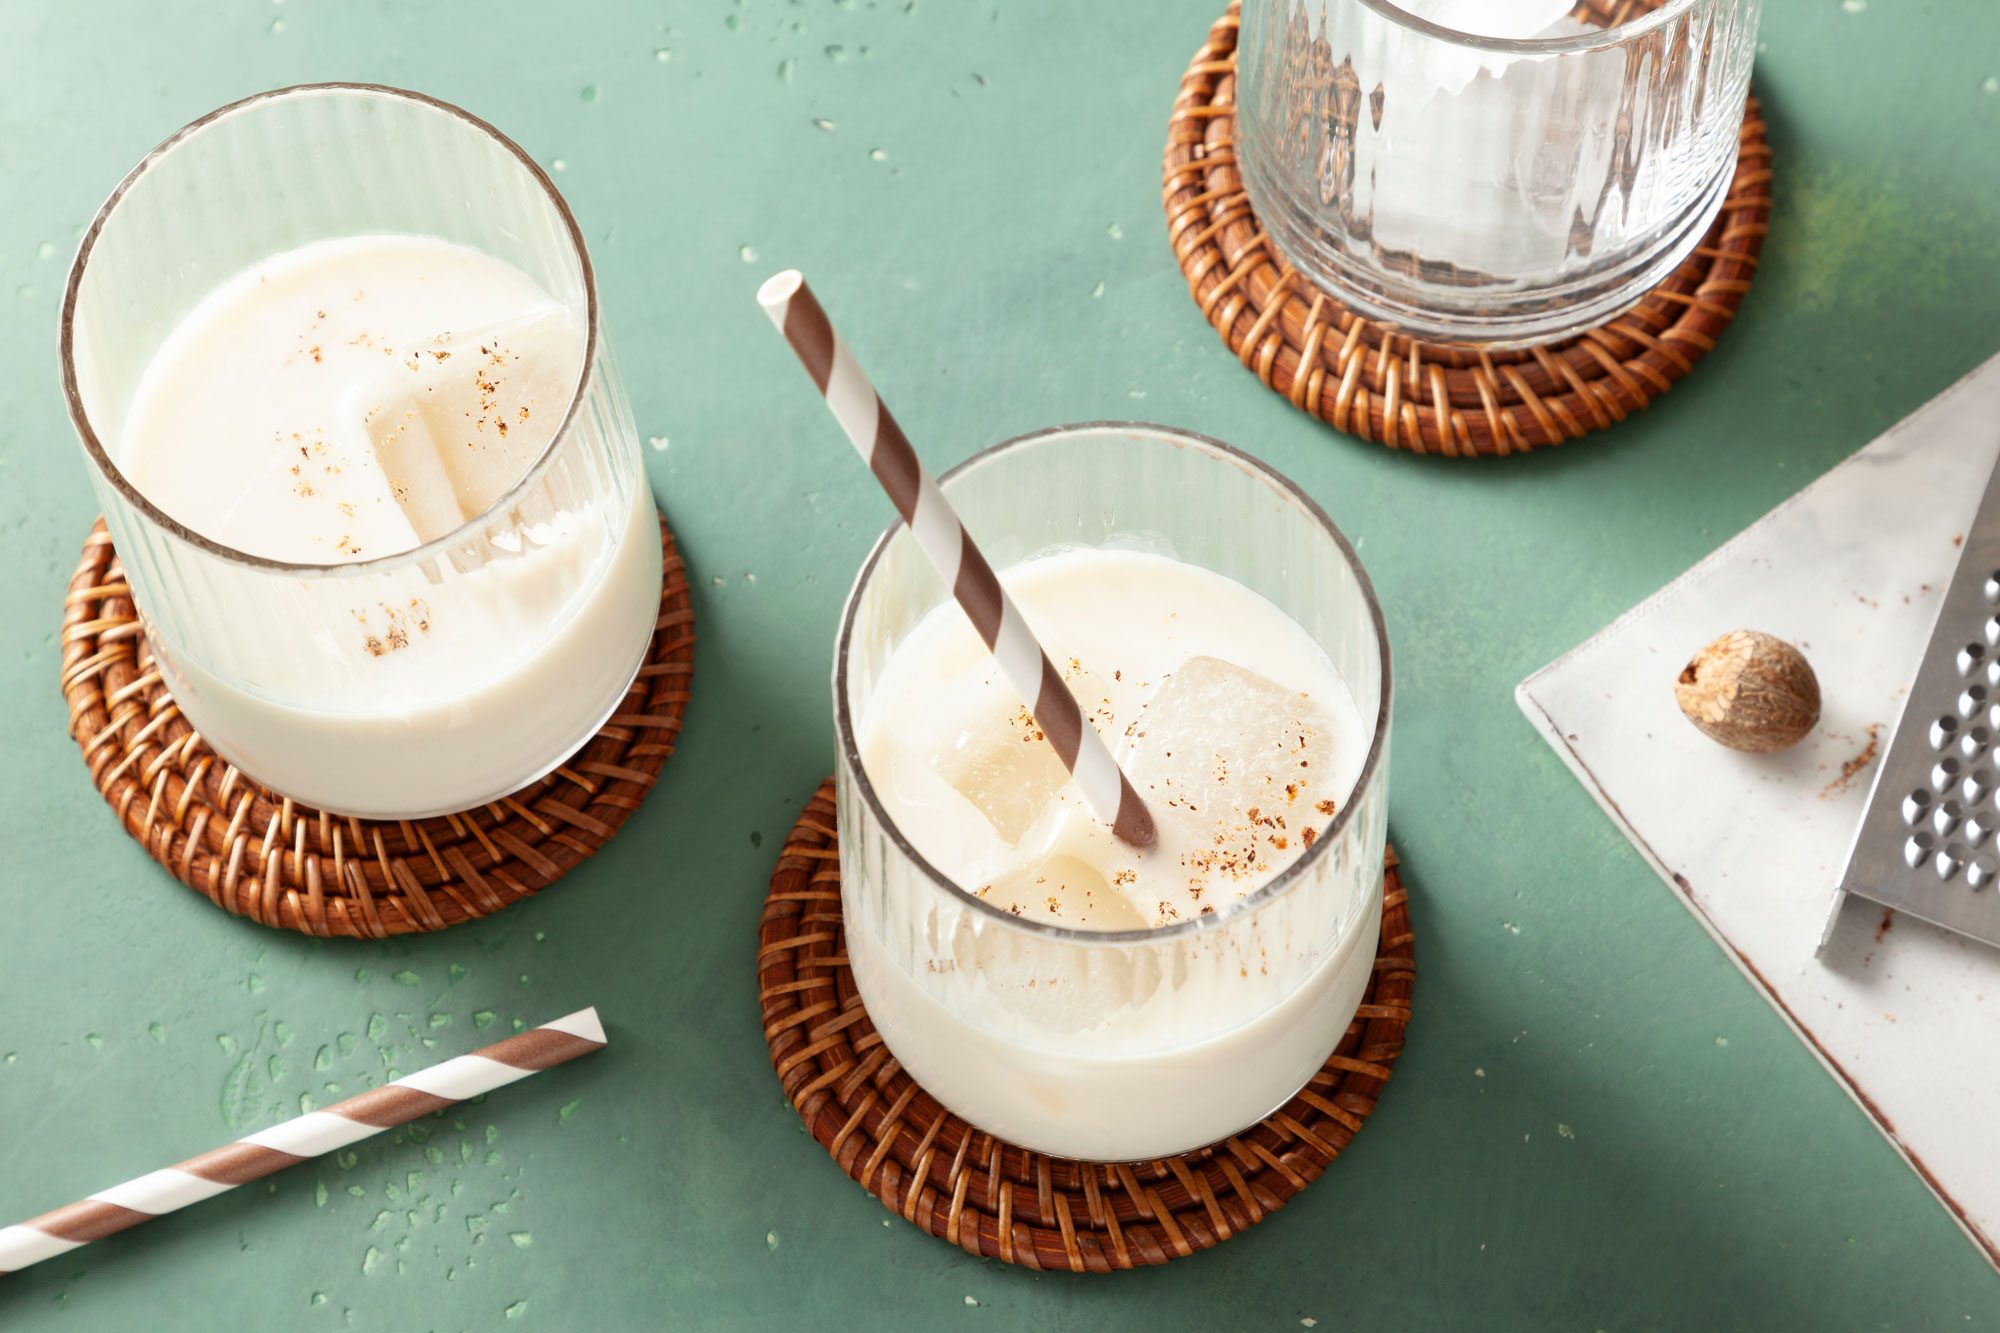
[58, 81, 600, 579]
[832, 420, 1393, 947]
[1355, 0, 1699, 54]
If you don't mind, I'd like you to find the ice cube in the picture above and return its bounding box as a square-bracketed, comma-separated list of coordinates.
[1371, 0, 1576, 103]
[935, 668, 1112, 844]
[1126, 656, 1342, 875]
[362, 307, 583, 543]
[973, 854, 1151, 932]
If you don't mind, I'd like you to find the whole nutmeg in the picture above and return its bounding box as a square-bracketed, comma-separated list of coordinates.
[1675, 630, 1821, 752]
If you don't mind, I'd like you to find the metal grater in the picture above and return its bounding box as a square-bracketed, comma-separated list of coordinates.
[1824, 451, 2000, 951]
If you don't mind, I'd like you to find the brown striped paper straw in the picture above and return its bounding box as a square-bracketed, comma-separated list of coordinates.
[0, 1008, 606, 1275]
[757, 269, 1156, 849]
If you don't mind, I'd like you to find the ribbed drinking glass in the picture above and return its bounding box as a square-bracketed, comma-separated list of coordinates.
[61, 85, 659, 818]
[834, 423, 1391, 1161]
[1238, 0, 1760, 345]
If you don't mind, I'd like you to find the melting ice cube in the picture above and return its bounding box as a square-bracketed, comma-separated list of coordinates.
[973, 854, 1152, 932]
[1126, 656, 1341, 873]
[935, 669, 1111, 844]
[363, 308, 583, 544]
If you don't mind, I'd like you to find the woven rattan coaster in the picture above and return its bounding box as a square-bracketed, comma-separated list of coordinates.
[1164, 3, 1772, 457]
[759, 779, 1413, 1271]
[60, 512, 695, 938]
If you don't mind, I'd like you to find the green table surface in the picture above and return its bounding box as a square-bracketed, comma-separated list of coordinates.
[3, 1, 1998, 1328]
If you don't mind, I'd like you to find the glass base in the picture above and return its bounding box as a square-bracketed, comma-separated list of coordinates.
[1244, 152, 1737, 349]
[152, 609, 655, 823]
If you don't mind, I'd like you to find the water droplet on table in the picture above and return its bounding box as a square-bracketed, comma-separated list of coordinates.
[221, 1053, 258, 1129]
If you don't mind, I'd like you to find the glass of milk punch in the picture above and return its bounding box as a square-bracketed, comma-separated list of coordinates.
[61, 86, 660, 819]
[837, 424, 1391, 1161]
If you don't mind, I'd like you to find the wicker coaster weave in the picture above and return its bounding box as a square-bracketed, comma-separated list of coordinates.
[60, 513, 695, 938]
[759, 779, 1413, 1271]
[1165, 2, 1772, 457]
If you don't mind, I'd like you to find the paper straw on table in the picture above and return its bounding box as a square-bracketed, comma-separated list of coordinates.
[756, 268, 1156, 849]
[0, 1007, 606, 1275]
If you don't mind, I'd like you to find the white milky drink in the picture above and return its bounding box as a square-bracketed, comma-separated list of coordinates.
[851, 547, 1383, 1160]
[101, 234, 660, 816]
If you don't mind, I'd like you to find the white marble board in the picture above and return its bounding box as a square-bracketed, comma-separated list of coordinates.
[1517, 352, 2000, 1271]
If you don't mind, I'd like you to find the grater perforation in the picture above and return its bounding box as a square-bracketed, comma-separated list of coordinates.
[1827, 456, 2000, 950]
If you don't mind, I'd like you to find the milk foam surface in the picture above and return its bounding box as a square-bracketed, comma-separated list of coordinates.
[860, 548, 1367, 930]
[122, 234, 581, 563]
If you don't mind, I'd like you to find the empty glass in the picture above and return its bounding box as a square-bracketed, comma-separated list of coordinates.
[1238, 0, 1761, 345]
